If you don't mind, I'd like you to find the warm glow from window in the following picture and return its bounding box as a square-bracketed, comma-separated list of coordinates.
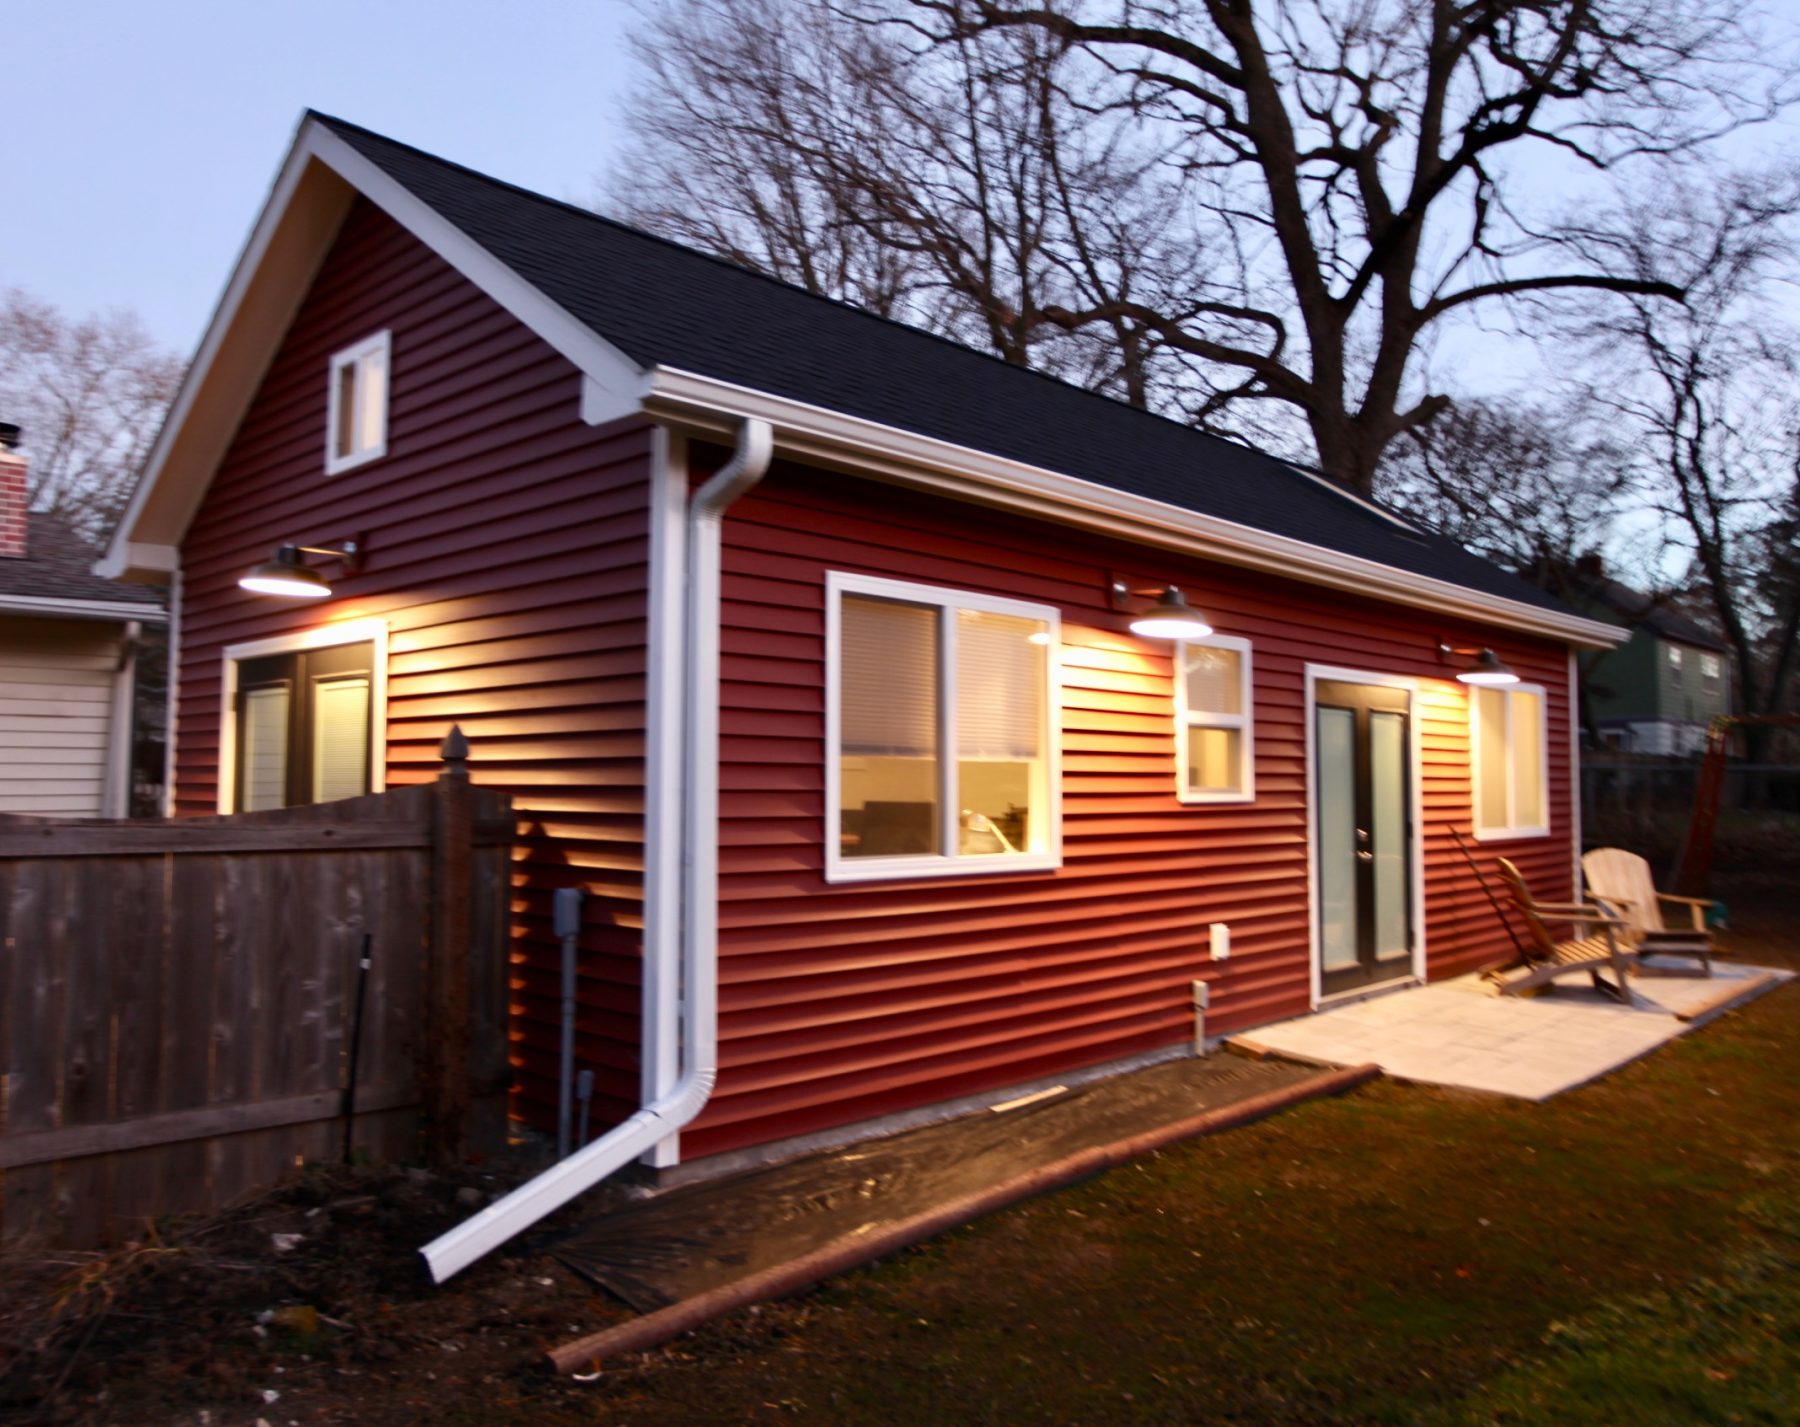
[830, 575, 1058, 880]
[1175, 635, 1253, 802]
[1472, 684, 1548, 839]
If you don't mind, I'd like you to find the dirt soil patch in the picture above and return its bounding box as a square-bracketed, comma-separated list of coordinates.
[3, 867, 1795, 1426]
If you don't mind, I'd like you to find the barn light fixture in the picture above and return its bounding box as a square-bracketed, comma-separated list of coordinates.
[239, 541, 362, 599]
[1108, 578, 1214, 640]
[1438, 643, 1519, 685]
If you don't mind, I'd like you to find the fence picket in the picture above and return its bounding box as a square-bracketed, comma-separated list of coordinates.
[0, 745, 510, 1245]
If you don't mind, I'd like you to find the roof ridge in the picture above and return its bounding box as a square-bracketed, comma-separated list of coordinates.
[307, 111, 1323, 478]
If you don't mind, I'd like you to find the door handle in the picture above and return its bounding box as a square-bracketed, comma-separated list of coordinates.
[1356, 850, 1374, 862]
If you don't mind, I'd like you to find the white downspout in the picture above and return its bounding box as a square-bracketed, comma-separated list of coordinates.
[421, 417, 774, 1283]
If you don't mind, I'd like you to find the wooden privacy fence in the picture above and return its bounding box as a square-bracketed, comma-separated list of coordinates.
[0, 730, 512, 1246]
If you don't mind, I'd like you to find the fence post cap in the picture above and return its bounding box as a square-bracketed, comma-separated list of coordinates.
[440, 725, 471, 768]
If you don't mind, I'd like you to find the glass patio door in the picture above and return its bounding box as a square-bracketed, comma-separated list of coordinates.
[1315, 679, 1413, 996]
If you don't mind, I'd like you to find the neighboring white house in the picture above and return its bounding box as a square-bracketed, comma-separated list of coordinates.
[0, 427, 166, 816]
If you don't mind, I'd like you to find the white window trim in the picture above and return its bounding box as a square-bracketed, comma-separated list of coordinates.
[216, 619, 388, 812]
[824, 570, 1061, 884]
[324, 330, 391, 476]
[1173, 633, 1255, 805]
[1302, 665, 1426, 1009]
[1469, 681, 1551, 842]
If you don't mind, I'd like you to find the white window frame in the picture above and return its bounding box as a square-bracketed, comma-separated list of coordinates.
[216, 619, 388, 812]
[825, 571, 1061, 883]
[324, 330, 391, 475]
[1667, 643, 1684, 688]
[1173, 633, 1254, 804]
[1700, 651, 1722, 687]
[1470, 681, 1550, 842]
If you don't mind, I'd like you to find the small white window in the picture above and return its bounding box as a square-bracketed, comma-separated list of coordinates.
[826, 572, 1059, 882]
[1668, 644, 1684, 687]
[1701, 652, 1722, 686]
[325, 331, 391, 474]
[1471, 684, 1549, 840]
[1175, 635, 1253, 803]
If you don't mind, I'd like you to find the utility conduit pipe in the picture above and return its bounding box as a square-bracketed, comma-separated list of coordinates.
[547, 1061, 1383, 1373]
[421, 418, 774, 1283]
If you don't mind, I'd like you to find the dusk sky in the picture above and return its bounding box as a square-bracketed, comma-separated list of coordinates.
[11, 1, 1796, 400]
[10, 0, 638, 354]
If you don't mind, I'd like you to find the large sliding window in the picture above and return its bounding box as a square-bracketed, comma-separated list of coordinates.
[827, 572, 1059, 881]
[222, 625, 385, 812]
[1471, 683, 1548, 840]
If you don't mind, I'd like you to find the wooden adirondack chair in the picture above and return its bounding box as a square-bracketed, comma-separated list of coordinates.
[1581, 847, 1716, 977]
[1490, 859, 1635, 1004]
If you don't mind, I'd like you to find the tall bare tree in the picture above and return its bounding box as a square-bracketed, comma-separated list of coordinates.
[619, 0, 1795, 488]
[891, 0, 1798, 493]
[1380, 397, 1638, 593]
[610, 0, 1207, 411]
[1559, 170, 1800, 727]
[0, 287, 182, 541]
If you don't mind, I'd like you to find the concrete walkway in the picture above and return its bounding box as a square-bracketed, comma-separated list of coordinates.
[1228, 959, 1791, 1101]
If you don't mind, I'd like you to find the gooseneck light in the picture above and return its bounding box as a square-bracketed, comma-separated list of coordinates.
[1108, 578, 1215, 640]
[238, 541, 361, 599]
[1437, 643, 1520, 686]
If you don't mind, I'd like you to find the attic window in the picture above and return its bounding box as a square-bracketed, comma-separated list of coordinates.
[325, 331, 391, 475]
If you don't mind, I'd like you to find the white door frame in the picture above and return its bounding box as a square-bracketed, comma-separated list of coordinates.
[1303, 664, 1428, 1008]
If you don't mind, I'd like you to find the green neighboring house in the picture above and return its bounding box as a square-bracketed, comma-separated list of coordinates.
[1577, 577, 1730, 756]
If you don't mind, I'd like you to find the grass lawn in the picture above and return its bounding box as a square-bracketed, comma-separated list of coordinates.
[8, 874, 1795, 1426]
[566, 886, 1799, 1427]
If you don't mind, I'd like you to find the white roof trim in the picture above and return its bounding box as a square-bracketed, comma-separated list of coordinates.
[101, 115, 644, 582]
[102, 113, 1624, 649]
[0, 592, 168, 623]
[638, 366, 1628, 650]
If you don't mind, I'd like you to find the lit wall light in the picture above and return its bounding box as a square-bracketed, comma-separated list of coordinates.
[1108, 577, 1214, 640]
[1437, 643, 1519, 685]
[239, 541, 362, 599]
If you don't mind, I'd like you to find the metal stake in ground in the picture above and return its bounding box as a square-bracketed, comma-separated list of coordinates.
[342, 931, 374, 1164]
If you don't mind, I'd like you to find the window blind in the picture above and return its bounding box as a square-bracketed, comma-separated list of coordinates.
[313, 676, 371, 802]
[841, 595, 939, 756]
[242, 685, 290, 812]
[956, 610, 1045, 760]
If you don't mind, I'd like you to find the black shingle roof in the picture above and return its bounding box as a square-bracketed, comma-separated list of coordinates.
[0, 513, 165, 609]
[320, 114, 1574, 620]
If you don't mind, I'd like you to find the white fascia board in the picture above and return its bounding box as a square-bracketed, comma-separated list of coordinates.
[101, 114, 647, 582]
[101, 117, 353, 580]
[639, 366, 1629, 651]
[304, 125, 644, 408]
[0, 593, 169, 623]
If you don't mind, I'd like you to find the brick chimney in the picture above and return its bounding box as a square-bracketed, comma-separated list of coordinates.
[0, 423, 25, 559]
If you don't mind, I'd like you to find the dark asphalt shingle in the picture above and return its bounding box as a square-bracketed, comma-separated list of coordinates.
[0, 513, 165, 608]
[319, 114, 1575, 620]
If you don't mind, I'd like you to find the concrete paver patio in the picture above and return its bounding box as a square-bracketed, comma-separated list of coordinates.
[1228, 958, 1792, 1100]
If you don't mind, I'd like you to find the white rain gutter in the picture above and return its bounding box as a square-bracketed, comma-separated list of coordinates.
[421, 416, 774, 1283]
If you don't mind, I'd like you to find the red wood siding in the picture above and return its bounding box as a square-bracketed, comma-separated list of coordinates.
[691, 458, 1575, 1158]
[173, 200, 653, 1134]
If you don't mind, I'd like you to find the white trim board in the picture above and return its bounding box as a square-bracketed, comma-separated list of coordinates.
[102, 113, 1627, 656]
[101, 114, 646, 581]
[215, 618, 389, 813]
[0, 592, 168, 623]
[638, 366, 1629, 651]
[1302, 665, 1428, 1010]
